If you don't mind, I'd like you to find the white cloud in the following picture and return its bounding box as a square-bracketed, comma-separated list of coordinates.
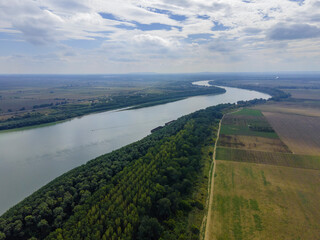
[0, 0, 319, 72]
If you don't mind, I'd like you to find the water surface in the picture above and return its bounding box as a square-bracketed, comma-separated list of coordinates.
[0, 82, 269, 214]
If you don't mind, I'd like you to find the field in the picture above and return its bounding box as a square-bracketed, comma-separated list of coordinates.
[218, 135, 291, 153]
[220, 111, 278, 139]
[204, 76, 320, 240]
[206, 105, 320, 240]
[283, 88, 320, 100]
[230, 108, 263, 117]
[216, 147, 320, 170]
[254, 101, 320, 117]
[208, 160, 320, 240]
[263, 112, 320, 155]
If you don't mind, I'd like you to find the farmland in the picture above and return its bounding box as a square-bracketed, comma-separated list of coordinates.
[263, 112, 320, 156]
[216, 147, 320, 170]
[208, 160, 320, 240]
[282, 88, 320, 100]
[205, 104, 320, 240]
[219, 110, 278, 139]
[254, 101, 320, 117]
[218, 135, 291, 153]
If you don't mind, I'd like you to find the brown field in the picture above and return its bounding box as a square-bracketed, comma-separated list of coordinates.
[254, 101, 320, 117]
[218, 135, 291, 153]
[216, 147, 320, 170]
[263, 112, 320, 155]
[283, 88, 320, 100]
[209, 160, 320, 240]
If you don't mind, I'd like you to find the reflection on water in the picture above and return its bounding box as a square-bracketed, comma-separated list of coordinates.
[0, 82, 270, 214]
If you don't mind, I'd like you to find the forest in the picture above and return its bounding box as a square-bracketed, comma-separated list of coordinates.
[0, 101, 235, 240]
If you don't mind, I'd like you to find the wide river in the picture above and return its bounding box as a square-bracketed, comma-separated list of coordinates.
[0, 81, 270, 214]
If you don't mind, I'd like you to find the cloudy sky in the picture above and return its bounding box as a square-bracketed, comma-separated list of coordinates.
[0, 0, 319, 73]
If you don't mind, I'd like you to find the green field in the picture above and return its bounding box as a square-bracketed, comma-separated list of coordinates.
[220, 125, 278, 138]
[216, 147, 320, 170]
[220, 109, 278, 138]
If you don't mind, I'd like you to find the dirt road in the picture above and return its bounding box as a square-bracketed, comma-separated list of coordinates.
[200, 116, 223, 240]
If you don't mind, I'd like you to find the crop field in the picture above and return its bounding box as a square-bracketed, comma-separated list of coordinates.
[231, 108, 263, 116]
[254, 101, 320, 117]
[220, 110, 278, 138]
[216, 147, 320, 170]
[283, 88, 320, 100]
[263, 112, 320, 155]
[218, 135, 291, 153]
[208, 160, 320, 240]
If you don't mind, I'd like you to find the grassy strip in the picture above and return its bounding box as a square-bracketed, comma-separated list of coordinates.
[216, 147, 320, 170]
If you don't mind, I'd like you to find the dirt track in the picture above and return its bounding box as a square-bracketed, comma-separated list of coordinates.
[200, 117, 222, 240]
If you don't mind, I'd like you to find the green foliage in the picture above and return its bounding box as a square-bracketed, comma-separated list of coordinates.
[0, 232, 6, 240]
[138, 217, 163, 240]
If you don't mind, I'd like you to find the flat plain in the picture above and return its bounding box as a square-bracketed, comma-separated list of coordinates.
[283, 88, 320, 100]
[209, 160, 320, 240]
[207, 105, 320, 240]
[254, 101, 320, 117]
[263, 112, 320, 155]
[220, 114, 278, 139]
[216, 147, 320, 170]
[218, 135, 291, 153]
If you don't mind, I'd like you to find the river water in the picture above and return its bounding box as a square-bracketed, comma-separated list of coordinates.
[0, 81, 270, 214]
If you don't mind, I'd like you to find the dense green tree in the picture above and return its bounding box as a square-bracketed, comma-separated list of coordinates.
[138, 217, 162, 240]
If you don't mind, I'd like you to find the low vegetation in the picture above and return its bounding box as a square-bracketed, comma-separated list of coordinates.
[218, 135, 291, 153]
[210, 160, 320, 240]
[206, 99, 320, 240]
[220, 110, 278, 138]
[216, 147, 320, 170]
[263, 112, 320, 155]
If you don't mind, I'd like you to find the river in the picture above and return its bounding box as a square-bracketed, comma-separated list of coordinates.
[0, 81, 270, 214]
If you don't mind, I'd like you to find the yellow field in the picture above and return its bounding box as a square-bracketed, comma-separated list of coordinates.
[209, 160, 320, 240]
[218, 135, 291, 153]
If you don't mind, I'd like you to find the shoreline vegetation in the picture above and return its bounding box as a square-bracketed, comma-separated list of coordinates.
[0, 83, 226, 132]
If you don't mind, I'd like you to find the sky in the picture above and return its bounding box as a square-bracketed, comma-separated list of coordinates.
[0, 0, 319, 74]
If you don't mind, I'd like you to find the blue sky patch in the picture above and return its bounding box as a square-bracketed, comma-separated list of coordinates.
[212, 21, 229, 31]
[147, 8, 187, 21]
[100, 12, 180, 31]
[99, 12, 125, 22]
[134, 22, 173, 31]
[185, 33, 213, 43]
